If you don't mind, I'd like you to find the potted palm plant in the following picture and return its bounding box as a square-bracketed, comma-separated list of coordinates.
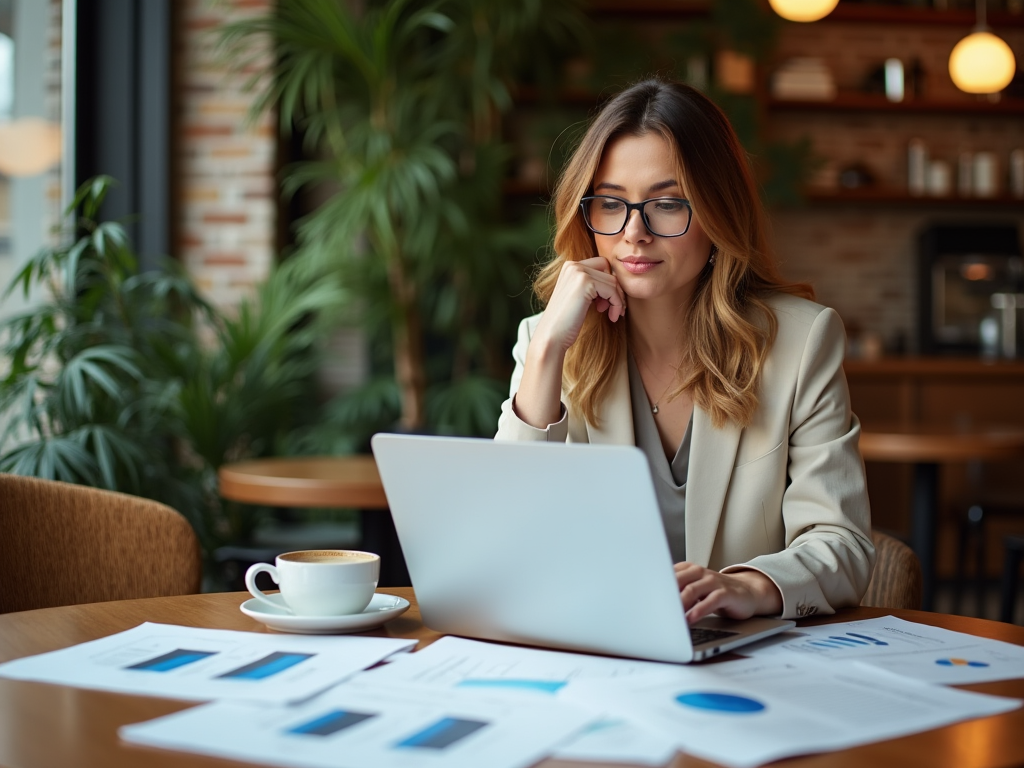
[220, 0, 587, 438]
[0, 177, 344, 559]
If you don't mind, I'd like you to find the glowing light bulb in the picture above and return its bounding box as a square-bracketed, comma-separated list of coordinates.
[768, 0, 840, 22]
[949, 30, 1016, 94]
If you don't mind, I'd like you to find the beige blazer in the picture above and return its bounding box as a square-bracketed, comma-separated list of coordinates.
[495, 293, 875, 620]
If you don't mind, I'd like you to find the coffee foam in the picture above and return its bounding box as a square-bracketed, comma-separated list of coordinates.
[280, 550, 378, 564]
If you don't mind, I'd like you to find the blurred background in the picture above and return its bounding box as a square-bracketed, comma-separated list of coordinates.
[1, 0, 1023, 616]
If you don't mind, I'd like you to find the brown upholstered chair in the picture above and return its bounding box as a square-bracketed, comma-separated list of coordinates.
[861, 530, 923, 611]
[0, 474, 202, 614]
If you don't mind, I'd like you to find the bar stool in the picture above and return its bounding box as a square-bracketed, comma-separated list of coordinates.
[858, 423, 1024, 612]
[1000, 535, 1024, 624]
[954, 492, 1024, 616]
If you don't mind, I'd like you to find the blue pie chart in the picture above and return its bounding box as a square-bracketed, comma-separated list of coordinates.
[675, 692, 766, 714]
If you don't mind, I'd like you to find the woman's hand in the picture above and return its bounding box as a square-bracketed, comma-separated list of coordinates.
[512, 257, 626, 428]
[532, 257, 627, 355]
[674, 563, 783, 624]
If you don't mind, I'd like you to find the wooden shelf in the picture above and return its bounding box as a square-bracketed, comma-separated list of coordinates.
[505, 182, 1023, 208]
[768, 93, 1024, 115]
[805, 188, 1024, 206]
[825, 4, 1024, 27]
[845, 357, 1024, 376]
[582, 0, 1024, 25]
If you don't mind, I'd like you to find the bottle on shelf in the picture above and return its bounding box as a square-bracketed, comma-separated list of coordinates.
[884, 58, 904, 102]
[908, 139, 928, 196]
[973, 152, 998, 198]
[927, 159, 952, 197]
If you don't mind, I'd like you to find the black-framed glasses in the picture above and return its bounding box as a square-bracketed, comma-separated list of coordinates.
[579, 195, 693, 238]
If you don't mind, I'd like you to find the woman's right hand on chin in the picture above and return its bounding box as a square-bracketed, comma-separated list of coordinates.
[532, 257, 627, 353]
[513, 257, 626, 429]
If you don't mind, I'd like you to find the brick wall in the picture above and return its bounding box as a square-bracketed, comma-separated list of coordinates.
[170, 3, 1024, 345]
[0, 0, 64, 322]
[176, 0, 276, 309]
[766, 19, 1024, 352]
[44, 0, 61, 236]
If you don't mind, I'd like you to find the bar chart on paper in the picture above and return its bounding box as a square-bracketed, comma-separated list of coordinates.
[0, 622, 416, 703]
[120, 680, 595, 768]
[356, 636, 681, 764]
[739, 616, 1024, 684]
[396, 717, 490, 749]
[288, 710, 377, 737]
[126, 649, 217, 672]
[217, 652, 315, 680]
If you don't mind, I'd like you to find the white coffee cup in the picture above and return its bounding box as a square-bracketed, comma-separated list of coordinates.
[244, 550, 380, 616]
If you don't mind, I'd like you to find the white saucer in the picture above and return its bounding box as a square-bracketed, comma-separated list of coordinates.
[240, 593, 410, 634]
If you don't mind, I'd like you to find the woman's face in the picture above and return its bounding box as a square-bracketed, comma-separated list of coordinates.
[589, 132, 712, 307]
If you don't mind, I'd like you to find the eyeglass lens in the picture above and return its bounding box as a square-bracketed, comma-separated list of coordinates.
[582, 196, 691, 237]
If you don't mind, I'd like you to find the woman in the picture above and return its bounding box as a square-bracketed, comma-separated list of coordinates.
[495, 78, 874, 623]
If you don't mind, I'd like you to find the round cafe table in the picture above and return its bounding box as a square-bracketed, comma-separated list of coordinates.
[218, 456, 387, 509]
[217, 456, 407, 586]
[859, 423, 1024, 612]
[0, 591, 1023, 768]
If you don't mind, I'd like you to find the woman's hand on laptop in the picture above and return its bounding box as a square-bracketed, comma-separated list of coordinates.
[674, 563, 783, 623]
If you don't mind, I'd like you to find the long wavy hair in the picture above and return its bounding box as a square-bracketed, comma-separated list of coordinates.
[533, 78, 813, 429]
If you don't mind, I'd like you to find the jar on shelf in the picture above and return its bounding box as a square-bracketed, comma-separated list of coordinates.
[973, 152, 999, 198]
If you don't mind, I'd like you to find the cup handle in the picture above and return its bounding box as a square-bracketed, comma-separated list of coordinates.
[244, 563, 290, 614]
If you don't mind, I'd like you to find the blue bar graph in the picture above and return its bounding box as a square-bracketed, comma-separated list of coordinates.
[457, 679, 566, 694]
[829, 636, 868, 645]
[848, 633, 888, 646]
[288, 710, 376, 737]
[126, 649, 216, 672]
[396, 717, 489, 750]
[218, 652, 314, 680]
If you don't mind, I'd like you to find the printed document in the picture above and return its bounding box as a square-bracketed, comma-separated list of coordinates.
[558, 656, 1021, 768]
[0, 622, 415, 703]
[120, 678, 595, 768]
[740, 616, 1024, 684]
[356, 636, 677, 765]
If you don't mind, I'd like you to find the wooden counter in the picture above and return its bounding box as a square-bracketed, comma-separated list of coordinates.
[845, 357, 1024, 425]
[845, 358, 1024, 377]
[844, 356, 1024, 582]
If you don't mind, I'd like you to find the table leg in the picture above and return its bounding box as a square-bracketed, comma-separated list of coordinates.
[360, 508, 410, 588]
[911, 462, 939, 611]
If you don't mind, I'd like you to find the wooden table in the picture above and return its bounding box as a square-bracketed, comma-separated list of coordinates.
[218, 457, 387, 509]
[859, 423, 1024, 611]
[1, 591, 1023, 768]
[218, 456, 406, 585]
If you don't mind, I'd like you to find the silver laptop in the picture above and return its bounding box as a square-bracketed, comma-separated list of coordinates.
[370, 434, 794, 663]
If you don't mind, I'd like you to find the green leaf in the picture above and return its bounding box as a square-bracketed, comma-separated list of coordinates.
[0, 436, 100, 486]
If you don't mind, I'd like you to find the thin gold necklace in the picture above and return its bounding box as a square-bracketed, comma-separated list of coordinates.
[633, 351, 676, 415]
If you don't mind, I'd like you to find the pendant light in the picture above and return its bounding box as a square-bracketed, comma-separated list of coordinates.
[949, 0, 1016, 94]
[768, 0, 839, 23]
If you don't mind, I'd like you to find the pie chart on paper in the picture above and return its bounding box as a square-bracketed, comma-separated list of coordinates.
[935, 658, 990, 668]
[675, 692, 766, 714]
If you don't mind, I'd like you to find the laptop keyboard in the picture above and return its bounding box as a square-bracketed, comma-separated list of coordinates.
[691, 627, 741, 647]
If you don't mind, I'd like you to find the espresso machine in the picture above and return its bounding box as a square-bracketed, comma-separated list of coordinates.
[918, 223, 1024, 357]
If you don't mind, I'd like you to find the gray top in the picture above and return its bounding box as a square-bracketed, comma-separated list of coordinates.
[628, 353, 692, 564]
